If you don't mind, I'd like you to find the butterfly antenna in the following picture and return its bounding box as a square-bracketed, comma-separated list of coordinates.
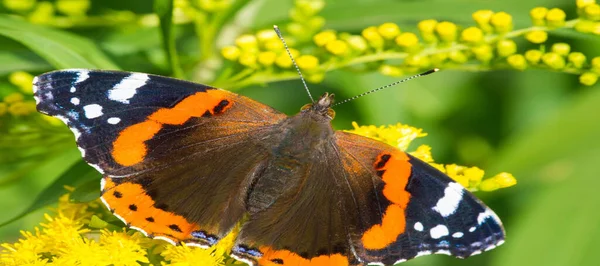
[332, 68, 440, 106]
[273, 25, 315, 103]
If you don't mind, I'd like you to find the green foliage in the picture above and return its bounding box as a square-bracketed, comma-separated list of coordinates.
[0, 0, 599, 265]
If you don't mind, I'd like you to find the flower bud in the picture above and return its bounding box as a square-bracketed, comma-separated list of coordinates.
[325, 40, 349, 55]
[379, 65, 403, 77]
[496, 39, 517, 57]
[472, 45, 493, 62]
[541, 52, 566, 69]
[472, 10, 494, 32]
[546, 8, 566, 28]
[362, 26, 384, 49]
[435, 21, 458, 42]
[530, 7, 548, 26]
[313, 30, 337, 47]
[507, 54, 527, 70]
[378, 22, 401, 40]
[490, 11, 513, 33]
[551, 43, 570, 56]
[525, 50, 543, 64]
[568, 52, 586, 68]
[579, 72, 599, 85]
[257, 51, 277, 67]
[296, 55, 320, 71]
[480, 173, 517, 191]
[395, 32, 419, 50]
[461, 27, 484, 44]
[525, 30, 548, 43]
[221, 46, 241, 61]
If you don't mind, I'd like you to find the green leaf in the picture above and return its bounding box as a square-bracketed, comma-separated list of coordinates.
[154, 0, 184, 78]
[488, 87, 600, 266]
[70, 177, 101, 203]
[0, 160, 100, 227]
[0, 15, 119, 70]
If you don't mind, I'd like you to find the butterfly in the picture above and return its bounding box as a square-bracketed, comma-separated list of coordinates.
[34, 69, 504, 266]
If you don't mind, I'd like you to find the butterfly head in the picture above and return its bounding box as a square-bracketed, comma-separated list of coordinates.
[301, 92, 336, 119]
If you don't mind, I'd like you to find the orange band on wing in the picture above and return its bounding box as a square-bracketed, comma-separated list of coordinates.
[361, 151, 412, 250]
[112, 90, 231, 166]
[102, 178, 200, 242]
[258, 246, 349, 266]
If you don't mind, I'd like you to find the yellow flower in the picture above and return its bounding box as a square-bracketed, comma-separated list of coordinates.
[490, 11, 513, 33]
[325, 39, 349, 55]
[472, 10, 494, 32]
[541, 52, 566, 69]
[8, 71, 34, 94]
[161, 244, 224, 266]
[378, 22, 401, 40]
[348, 122, 427, 151]
[3, 0, 36, 12]
[418, 19, 438, 42]
[409, 145, 434, 163]
[525, 49, 543, 64]
[568, 52, 587, 68]
[3, 92, 24, 104]
[395, 32, 419, 49]
[28, 2, 55, 24]
[461, 27, 484, 44]
[362, 26, 384, 48]
[99, 230, 150, 265]
[197, 0, 233, 13]
[238, 52, 257, 67]
[580, 72, 599, 85]
[525, 30, 548, 43]
[496, 39, 517, 57]
[314, 30, 337, 47]
[551, 43, 571, 56]
[221, 46, 241, 61]
[435, 21, 458, 42]
[577, 0, 597, 8]
[507, 54, 527, 70]
[8, 101, 36, 116]
[480, 173, 517, 191]
[345, 35, 368, 52]
[56, 0, 91, 16]
[275, 48, 299, 68]
[471, 45, 493, 62]
[448, 50, 468, 63]
[530, 7, 548, 26]
[584, 4, 600, 20]
[546, 8, 566, 28]
[575, 19, 595, 33]
[235, 34, 258, 52]
[379, 64, 403, 77]
[256, 29, 278, 43]
[257, 51, 277, 67]
[296, 55, 320, 71]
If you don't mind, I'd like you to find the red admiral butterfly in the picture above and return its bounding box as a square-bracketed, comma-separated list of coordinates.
[33, 35, 504, 265]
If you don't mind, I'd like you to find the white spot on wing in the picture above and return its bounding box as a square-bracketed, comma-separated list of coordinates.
[414, 222, 424, 231]
[108, 73, 149, 104]
[469, 226, 476, 232]
[70, 87, 76, 93]
[89, 163, 105, 174]
[415, 251, 432, 258]
[432, 182, 464, 217]
[470, 250, 482, 256]
[477, 208, 498, 225]
[155, 236, 177, 245]
[76, 70, 90, 83]
[71, 97, 80, 105]
[430, 224, 449, 239]
[83, 104, 103, 119]
[107, 117, 121, 124]
[452, 232, 464, 238]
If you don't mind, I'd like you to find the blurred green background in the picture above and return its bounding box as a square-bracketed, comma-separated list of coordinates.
[1, 0, 599, 266]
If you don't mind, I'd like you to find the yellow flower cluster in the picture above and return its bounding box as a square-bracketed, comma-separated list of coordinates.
[0, 191, 233, 266]
[348, 122, 517, 192]
[2, 0, 91, 24]
[220, 1, 599, 89]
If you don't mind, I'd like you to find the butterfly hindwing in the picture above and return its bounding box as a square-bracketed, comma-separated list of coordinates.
[336, 131, 505, 265]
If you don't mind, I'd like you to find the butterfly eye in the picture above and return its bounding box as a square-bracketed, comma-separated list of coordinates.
[300, 104, 312, 111]
[327, 108, 336, 119]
